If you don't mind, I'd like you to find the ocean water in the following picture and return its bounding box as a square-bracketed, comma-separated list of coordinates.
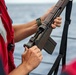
[7, 3, 76, 75]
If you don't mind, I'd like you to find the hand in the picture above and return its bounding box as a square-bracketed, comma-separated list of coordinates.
[22, 46, 43, 72]
[41, 6, 62, 29]
[51, 17, 62, 29]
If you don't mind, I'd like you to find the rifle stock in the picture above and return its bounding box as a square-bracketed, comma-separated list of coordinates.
[24, 0, 69, 54]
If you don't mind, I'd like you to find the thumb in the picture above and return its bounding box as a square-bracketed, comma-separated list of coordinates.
[25, 46, 29, 52]
[24, 47, 29, 52]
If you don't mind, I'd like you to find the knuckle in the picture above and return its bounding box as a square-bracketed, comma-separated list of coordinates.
[54, 19, 56, 22]
[29, 48, 33, 51]
[34, 45, 38, 48]
[38, 49, 40, 51]
[29, 48, 31, 51]
[38, 58, 41, 62]
[39, 57, 42, 62]
[30, 49, 35, 53]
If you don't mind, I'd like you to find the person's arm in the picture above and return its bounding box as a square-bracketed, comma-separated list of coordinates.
[13, 18, 41, 42]
[9, 46, 43, 75]
[8, 63, 30, 75]
[13, 7, 62, 42]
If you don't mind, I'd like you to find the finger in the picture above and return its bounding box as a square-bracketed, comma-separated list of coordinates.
[54, 22, 61, 27]
[35, 48, 41, 53]
[23, 47, 29, 55]
[30, 45, 38, 51]
[22, 58, 24, 63]
[48, 5, 55, 11]
[39, 55, 43, 60]
[54, 19, 62, 25]
[56, 17, 62, 20]
[25, 47, 29, 51]
[38, 54, 43, 61]
[37, 51, 42, 57]
[51, 24, 56, 29]
[21, 52, 25, 62]
[22, 50, 27, 56]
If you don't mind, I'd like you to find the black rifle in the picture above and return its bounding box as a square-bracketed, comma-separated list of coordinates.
[24, 0, 70, 54]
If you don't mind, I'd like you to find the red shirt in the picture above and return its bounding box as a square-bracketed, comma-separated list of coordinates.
[0, 0, 15, 74]
[62, 60, 76, 75]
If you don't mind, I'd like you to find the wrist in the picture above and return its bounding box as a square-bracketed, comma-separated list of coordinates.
[36, 15, 46, 27]
[36, 18, 42, 27]
[21, 63, 31, 75]
[22, 62, 33, 73]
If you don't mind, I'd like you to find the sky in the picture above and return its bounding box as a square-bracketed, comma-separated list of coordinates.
[5, 0, 76, 4]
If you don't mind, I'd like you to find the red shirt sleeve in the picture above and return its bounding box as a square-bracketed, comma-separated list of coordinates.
[62, 60, 76, 75]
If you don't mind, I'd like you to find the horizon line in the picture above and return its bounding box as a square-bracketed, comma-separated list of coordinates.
[6, 2, 76, 4]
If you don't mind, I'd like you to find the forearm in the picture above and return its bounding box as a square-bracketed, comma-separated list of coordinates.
[13, 22, 37, 43]
[8, 63, 30, 75]
[13, 17, 44, 42]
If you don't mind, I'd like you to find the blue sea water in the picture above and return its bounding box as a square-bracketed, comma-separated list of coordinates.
[6, 3, 76, 75]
